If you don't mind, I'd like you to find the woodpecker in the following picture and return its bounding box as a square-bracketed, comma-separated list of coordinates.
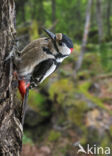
[15, 28, 73, 99]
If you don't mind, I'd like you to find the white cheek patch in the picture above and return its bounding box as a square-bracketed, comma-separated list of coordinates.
[59, 45, 71, 55]
[40, 64, 56, 83]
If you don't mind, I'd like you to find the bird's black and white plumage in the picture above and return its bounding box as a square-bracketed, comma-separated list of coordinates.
[15, 28, 73, 96]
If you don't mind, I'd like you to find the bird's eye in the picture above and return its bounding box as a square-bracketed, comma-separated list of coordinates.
[59, 41, 62, 46]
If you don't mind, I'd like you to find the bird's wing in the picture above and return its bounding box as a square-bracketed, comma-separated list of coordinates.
[21, 37, 48, 56]
[17, 40, 55, 77]
[30, 59, 56, 88]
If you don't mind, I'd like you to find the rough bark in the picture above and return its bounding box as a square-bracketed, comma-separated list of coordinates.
[0, 0, 23, 155]
[74, 0, 92, 77]
[96, 0, 103, 43]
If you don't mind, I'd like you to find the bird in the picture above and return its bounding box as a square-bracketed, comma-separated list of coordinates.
[14, 28, 74, 99]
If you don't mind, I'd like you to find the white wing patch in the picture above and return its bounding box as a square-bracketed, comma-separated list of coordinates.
[40, 63, 56, 83]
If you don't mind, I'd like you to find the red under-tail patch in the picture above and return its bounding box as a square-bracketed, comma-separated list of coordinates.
[18, 80, 30, 98]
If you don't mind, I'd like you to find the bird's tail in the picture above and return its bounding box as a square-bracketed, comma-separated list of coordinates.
[22, 87, 29, 125]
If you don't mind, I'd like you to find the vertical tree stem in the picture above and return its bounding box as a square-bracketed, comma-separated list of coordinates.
[96, 0, 104, 43]
[74, 0, 93, 77]
[0, 0, 23, 155]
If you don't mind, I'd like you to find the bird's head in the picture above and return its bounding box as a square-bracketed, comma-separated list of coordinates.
[42, 28, 73, 56]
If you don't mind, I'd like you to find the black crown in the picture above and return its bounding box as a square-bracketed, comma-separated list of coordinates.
[62, 34, 73, 49]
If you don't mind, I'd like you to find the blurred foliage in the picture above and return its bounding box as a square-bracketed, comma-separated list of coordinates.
[78, 82, 107, 111]
[16, 0, 112, 73]
[29, 20, 39, 41]
[28, 90, 51, 117]
[49, 78, 75, 105]
[15, 0, 112, 155]
[22, 133, 33, 145]
[48, 130, 61, 142]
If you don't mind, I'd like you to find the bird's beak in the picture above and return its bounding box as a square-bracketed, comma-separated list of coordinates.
[42, 27, 60, 52]
[42, 27, 55, 41]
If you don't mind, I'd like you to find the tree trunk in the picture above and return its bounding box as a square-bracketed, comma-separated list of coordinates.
[37, 0, 45, 34]
[0, 0, 23, 155]
[107, 0, 111, 37]
[51, 0, 56, 31]
[74, 0, 92, 77]
[96, 0, 103, 43]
